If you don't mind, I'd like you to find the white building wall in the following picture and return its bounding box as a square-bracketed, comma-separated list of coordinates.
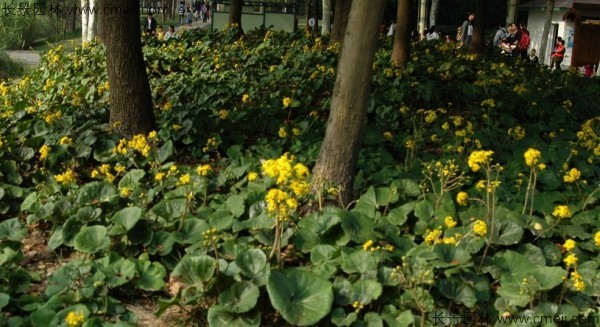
[526, 10, 572, 67]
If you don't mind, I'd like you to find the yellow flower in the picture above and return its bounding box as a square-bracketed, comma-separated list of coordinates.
[473, 220, 487, 237]
[563, 253, 578, 267]
[552, 205, 572, 219]
[383, 131, 393, 140]
[148, 130, 158, 139]
[282, 97, 292, 108]
[65, 311, 85, 327]
[248, 172, 258, 181]
[563, 168, 581, 183]
[595, 231, 600, 246]
[570, 271, 585, 291]
[363, 239, 374, 251]
[59, 136, 73, 145]
[242, 93, 250, 103]
[154, 172, 165, 182]
[39, 144, 51, 160]
[456, 191, 468, 206]
[178, 173, 191, 185]
[524, 148, 541, 168]
[55, 169, 77, 185]
[424, 227, 442, 245]
[120, 187, 132, 198]
[563, 239, 576, 252]
[218, 109, 229, 119]
[290, 180, 309, 197]
[467, 150, 494, 172]
[278, 127, 287, 138]
[444, 216, 457, 229]
[196, 164, 212, 177]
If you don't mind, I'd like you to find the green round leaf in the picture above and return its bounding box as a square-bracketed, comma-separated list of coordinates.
[73, 225, 110, 254]
[207, 305, 261, 327]
[218, 281, 260, 313]
[267, 268, 334, 326]
[111, 206, 143, 231]
[235, 249, 269, 286]
[172, 255, 216, 290]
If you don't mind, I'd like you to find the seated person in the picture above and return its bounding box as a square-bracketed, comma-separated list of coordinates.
[164, 25, 178, 40]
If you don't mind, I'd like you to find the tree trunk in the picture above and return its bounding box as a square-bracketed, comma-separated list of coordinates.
[507, 0, 518, 25]
[469, 0, 485, 54]
[391, 0, 411, 67]
[330, 0, 352, 44]
[322, 0, 331, 36]
[538, 0, 555, 64]
[311, 0, 385, 205]
[429, 0, 439, 28]
[418, 0, 427, 38]
[87, 0, 97, 42]
[100, 0, 156, 136]
[81, 0, 89, 44]
[228, 0, 244, 34]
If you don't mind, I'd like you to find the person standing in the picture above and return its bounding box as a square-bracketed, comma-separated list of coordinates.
[460, 12, 475, 48]
[551, 38, 566, 71]
[144, 12, 157, 35]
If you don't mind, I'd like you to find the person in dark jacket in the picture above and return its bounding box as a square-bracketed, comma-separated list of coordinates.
[143, 12, 157, 35]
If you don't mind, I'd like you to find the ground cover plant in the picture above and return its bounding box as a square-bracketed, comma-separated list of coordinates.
[1, 27, 600, 326]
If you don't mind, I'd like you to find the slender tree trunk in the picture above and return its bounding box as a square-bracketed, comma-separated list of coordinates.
[87, 0, 96, 41]
[322, 0, 331, 36]
[228, 0, 244, 34]
[429, 0, 439, 28]
[310, 0, 319, 35]
[391, 0, 410, 67]
[100, 0, 156, 136]
[330, 0, 352, 44]
[311, 0, 385, 205]
[469, 0, 485, 54]
[418, 0, 426, 37]
[538, 0, 555, 64]
[81, 0, 89, 44]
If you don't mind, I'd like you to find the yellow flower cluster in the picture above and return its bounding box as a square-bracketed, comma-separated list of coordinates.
[481, 98, 496, 108]
[362, 239, 394, 252]
[178, 173, 191, 186]
[59, 136, 73, 146]
[563, 168, 581, 183]
[575, 118, 600, 157]
[202, 228, 219, 246]
[90, 163, 124, 183]
[467, 150, 494, 172]
[444, 216, 457, 229]
[563, 253, 578, 267]
[456, 191, 469, 206]
[203, 137, 218, 152]
[352, 301, 364, 313]
[278, 127, 287, 138]
[114, 132, 156, 157]
[423, 227, 461, 245]
[569, 271, 585, 291]
[508, 126, 526, 140]
[523, 148, 541, 168]
[472, 220, 487, 237]
[563, 239, 576, 251]
[595, 231, 600, 246]
[262, 154, 310, 222]
[242, 93, 250, 103]
[552, 205, 572, 219]
[475, 180, 501, 193]
[55, 169, 77, 185]
[39, 144, 51, 160]
[218, 109, 229, 120]
[65, 311, 85, 327]
[282, 97, 292, 108]
[383, 131, 393, 140]
[43, 111, 62, 124]
[196, 164, 212, 177]
[247, 172, 258, 182]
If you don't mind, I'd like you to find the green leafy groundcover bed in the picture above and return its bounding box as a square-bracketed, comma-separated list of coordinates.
[1, 27, 600, 327]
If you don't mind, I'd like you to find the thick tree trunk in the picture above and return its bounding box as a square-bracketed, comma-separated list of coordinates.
[330, 0, 352, 44]
[538, 0, 555, 63]
[311, 0, 385, 205]
[228, 0, 244, 34]
[429, 0, 439, 28]
[322, 0, 331, 36]
[100, 0, 156, 136]
[87, 0, 97, 41]
[507, 0, 518, 25]
[469, 0, 485, 54]
[391, 0, 411, 67]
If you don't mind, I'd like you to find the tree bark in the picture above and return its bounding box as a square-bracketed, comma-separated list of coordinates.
[81, 0, 89, 44]
[87, 0, 97, 42]
[429, 0, 439, 28]
[228, 0, 244, 34]
[538, 0, 555, 64]
[507, 0, 518, 25]
[469, 0, 485, 54]
[311, 0, 385, 205]
[391, 0, 411, 67]
[322, 0, 331, 36]
[418, 0, 427, 38]
[100, 0, 156, 136]
[330, 0, 352, 44]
